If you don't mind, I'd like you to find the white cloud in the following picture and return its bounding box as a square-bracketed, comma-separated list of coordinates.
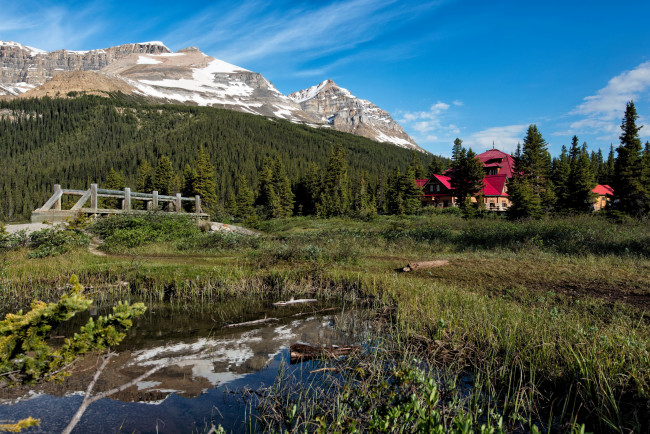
[399, 101, 459, 135]
[0, 1, 106, 51]
[161, 0, 442, 68]
[465, 124, 529, 153]
[566, 61, 650, 138]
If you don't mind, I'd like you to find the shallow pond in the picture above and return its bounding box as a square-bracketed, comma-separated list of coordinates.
[0, 299, 364, 433]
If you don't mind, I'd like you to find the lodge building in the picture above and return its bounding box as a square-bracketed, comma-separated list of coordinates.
[417, 147, 614, 211]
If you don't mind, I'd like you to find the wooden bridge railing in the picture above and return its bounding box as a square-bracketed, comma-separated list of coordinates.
[32, 183, 208, 222]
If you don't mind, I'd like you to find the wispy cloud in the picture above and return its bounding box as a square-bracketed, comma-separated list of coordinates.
[398, 101, 461, 146]
[0, 1, 107, 50]
[465, 124, 529, 153]
[566, 61, 650, 139]
[161, 0, 442, 69]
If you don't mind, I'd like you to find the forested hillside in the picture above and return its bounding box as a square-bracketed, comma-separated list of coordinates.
[0, 94, 435, 221]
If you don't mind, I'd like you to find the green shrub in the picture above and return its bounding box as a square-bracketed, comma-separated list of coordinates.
[90, 214, 200, 251]
[27, 227, 90, 258]
[177, 231, 261, 251]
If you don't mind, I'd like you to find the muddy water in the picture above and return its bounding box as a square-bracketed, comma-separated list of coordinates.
[0, 300, 362, 433]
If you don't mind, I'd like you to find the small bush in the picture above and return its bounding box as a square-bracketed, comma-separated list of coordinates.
[90, 214, 200, 251]
[27, 227, 90, 258]
[177, 231, 261, 251]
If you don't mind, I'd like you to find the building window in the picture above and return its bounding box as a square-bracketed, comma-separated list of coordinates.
[429, 185, 434, 193]
[436, 184, 440, 192]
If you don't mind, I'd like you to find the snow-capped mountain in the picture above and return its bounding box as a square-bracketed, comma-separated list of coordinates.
[289, 79, 420, 150]
[0, 40, 170, 95]
[102, 47, 318, 123]
[0, 40, 422, 150]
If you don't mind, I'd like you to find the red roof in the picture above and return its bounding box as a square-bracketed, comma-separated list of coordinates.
[477, 149, 515, 178]
[592, 184, 614, 196]
[415, 179, 428, 188]
[432, 174, 452, 190]
[482, 174, 508, 196]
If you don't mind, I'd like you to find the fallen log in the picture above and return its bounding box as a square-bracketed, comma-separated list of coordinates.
[223, 317, 279, 328]
[273, 298, 318, 307]
[290, 343, 360, 364]
[400, 260, 449, 272]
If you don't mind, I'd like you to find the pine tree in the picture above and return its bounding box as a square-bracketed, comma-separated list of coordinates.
[508, 125, 554, 219]
[566, 141, 596, 212]
[602, 145, 616, 186]
[153, 155, 174, 196]
[103, 167, 125, 209]
[449, 143, 484, 211]
[272, 157, 294, 218]
[552, 145, 570, 210]
[401, 166, 422, 214]
[386, 168, 405, 215]
[256, 157, 277, 218]
[234, 175, 255, 219]
[194, 146, 218, 215]
[613, 101, 648, 216]
[136, 160, 154, 193]
[427, 156, 444, 178]
[317, 144, 350, 217]
[294, 162, 320, 215]
[408, 151, 426, 179]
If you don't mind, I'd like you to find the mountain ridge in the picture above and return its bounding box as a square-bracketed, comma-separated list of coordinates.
[0, 40, 422, 151]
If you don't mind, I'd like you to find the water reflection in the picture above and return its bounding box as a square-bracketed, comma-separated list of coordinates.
[0, 303, 359, 433]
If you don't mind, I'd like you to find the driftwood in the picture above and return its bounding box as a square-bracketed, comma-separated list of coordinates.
[273, 298, 318, 307]
[290, 343, 360, 364]
[400, 260, 449, 272]
[223, 317, 279, 328]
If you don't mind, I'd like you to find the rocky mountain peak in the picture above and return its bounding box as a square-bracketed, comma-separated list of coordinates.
[289, 80, 421, 151]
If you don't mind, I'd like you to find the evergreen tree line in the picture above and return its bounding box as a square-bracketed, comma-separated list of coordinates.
[507, 101, 650, 218]
[430, 101, 650, 219]
[0, 94, 447, 221]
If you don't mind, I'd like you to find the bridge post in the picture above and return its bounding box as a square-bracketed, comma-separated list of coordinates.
[175, 193, 182, 212]
[53, 184, 62, 211]
[195, 195, 202, 214]
[124, 187, 131, 211]
[152, 191, 158, 210]
[90, 184, 98, 211]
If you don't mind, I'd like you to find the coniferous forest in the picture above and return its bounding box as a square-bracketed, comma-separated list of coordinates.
[0, 94, 437, 221]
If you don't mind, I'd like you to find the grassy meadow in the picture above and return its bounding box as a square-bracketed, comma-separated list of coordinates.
[1, 212, 648, 432]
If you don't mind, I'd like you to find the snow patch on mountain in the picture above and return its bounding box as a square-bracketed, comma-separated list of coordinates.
[0, 40, 46, 56]
[137, 56, 162, 65]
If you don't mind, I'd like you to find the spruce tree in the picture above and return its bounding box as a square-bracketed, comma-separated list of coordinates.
[234, 175, 255, 219]
[194, 146, 218, 215]
[508, 125, 554, 219]
[272, 157, 294, 218]
[256, 157, 277, 218]
[386, 168, 405, 215]
[427, 156, 444, 178]
[613, 101, 648, 216]
[551, 145, 570, 210]
[317, 144, 350, 217]
[449, 143, 484, 211]
[401, 166, 423, 214]
[136, 160, 153, 193]
[153, 155, 174, 196]
[408, 151, 427, 179]
[566, 141, 596, 212]
[103, 167, 125, 209]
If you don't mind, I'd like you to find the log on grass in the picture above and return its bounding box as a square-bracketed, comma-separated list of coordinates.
[400, 260, 449, 272]
[290, 343, 360, 364]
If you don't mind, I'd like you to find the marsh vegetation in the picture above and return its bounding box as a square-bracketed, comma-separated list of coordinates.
[0, 213, 648, 432]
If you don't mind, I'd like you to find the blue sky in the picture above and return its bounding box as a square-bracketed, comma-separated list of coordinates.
[2, 0, 650, 156]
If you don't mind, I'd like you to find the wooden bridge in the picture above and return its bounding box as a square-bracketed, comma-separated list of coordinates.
[31, 184, 209, 223]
